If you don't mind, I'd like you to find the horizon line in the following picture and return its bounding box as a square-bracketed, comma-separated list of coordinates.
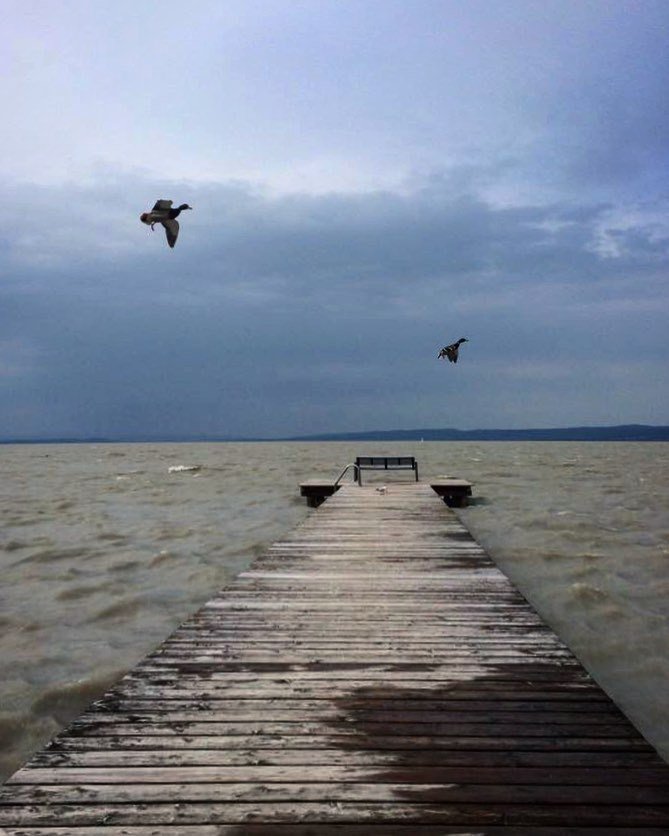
[2, 422, 668, 444]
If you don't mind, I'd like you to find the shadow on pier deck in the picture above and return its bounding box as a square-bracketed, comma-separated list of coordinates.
[1, 483, 668, 833]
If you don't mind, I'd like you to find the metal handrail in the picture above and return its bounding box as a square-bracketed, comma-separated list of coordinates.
[333, 462, 359, 486]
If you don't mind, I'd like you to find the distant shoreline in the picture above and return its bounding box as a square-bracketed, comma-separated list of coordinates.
[2, 424, 668, 444]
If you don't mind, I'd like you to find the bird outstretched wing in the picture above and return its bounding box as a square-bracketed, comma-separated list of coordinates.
[161, 219, 179, 248]
[152, 199, 173, 211]
[438, 343, 458, 362]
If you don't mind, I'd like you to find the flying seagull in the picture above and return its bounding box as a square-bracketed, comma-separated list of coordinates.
[438, 337, 468, 363]
[140, 200, 192, 248]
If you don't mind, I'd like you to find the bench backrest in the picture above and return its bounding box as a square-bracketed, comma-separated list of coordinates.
[354, 456, 419, 485]
[356, 456, 416, 469]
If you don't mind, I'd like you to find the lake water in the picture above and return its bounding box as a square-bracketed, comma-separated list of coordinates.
[1, 441, 668, 779]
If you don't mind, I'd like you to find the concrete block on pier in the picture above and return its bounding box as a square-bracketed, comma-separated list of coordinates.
[430, 478, 473, 507]
[299, 479, 341, 507]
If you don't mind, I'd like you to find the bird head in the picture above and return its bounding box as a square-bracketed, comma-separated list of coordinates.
[139, 212, 150, 224]
[459, 337, 469, 343]
[179, 204, 193, 211]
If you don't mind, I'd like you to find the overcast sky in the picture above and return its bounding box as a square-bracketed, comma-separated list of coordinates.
[2, 0, 668, 438]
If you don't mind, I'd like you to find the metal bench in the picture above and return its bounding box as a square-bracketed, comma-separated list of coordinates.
[355, 455, 418, 485]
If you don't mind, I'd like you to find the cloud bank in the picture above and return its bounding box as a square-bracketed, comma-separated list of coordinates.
[1, 168, 667, 437]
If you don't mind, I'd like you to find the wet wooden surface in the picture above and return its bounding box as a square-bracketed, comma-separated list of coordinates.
[1, 482, 668, 834]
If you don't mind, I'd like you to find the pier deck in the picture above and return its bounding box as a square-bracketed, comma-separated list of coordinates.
[1, 482, 668, 833]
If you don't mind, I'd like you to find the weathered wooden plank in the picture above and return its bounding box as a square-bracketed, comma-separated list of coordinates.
[2, 828, 668, 836]
[10, 765, 669, 786]
[45, 733, 657, 752]
[117, 672, 600, 687]
[126, 669, 600, 683]
[1, 801, 668, 827]
[75, 708, 627, 726]
[146, 656, 578, 667]
[108, 689, 611, 703]
[2, 781, 669, 805]
[174, 626, 555, 635]
[153, 643, 572, 652]
[194, 605, 533, 613]
[61, 720, 643, 738]
[5, 827, 669, 836]
[187, 612, 550, 621]
[130, 660, 593, 673]
[161, 640, 571, 651]
[156, 647, 572, 657]
[95, 697, 615, 712]
[28, 748, 665, 769]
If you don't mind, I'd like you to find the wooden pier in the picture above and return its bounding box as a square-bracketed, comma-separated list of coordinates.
[2, 482, 669, 833]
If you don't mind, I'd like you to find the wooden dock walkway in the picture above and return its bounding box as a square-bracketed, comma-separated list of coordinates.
[2, 482, 669, 833]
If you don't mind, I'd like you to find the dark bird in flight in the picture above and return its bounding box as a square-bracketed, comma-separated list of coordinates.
[438, 337, 468, 363]
[140, 200, 192, 248]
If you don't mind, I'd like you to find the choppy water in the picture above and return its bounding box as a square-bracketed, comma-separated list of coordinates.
[1, 441, 668, 779]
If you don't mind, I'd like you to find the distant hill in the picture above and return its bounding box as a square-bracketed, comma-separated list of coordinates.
[287, 424, 669, 442]
[2, 424, 668, 444]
